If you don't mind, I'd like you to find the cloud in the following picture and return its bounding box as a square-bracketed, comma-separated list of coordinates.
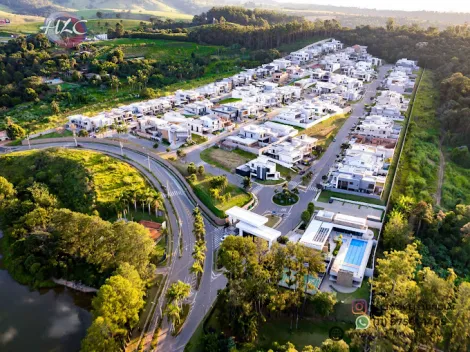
[0, 327, 18, 345]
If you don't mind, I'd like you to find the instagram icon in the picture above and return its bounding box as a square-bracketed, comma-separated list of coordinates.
[351, 299, 368, 315]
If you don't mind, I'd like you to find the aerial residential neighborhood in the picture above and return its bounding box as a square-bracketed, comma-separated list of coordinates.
[1, 3, 470, 352]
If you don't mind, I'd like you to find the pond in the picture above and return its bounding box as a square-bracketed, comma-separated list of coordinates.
[0, 231, 92, 352]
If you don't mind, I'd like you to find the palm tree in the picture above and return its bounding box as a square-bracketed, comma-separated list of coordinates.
[190, 261, 203, 277]
[165, 303, 181, 333]
[192, 249, 205, 263]
[154, 193, 163, 218]
[166, 281, 191, 308]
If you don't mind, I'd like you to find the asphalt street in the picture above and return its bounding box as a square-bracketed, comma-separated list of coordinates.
[8, 141, 227, 352]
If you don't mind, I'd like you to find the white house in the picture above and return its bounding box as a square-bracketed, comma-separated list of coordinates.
[226, 207, 282, 248]
[183, 99, 213, 116]
[236, 155, 281, 181]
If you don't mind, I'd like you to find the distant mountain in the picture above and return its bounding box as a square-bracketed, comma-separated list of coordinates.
[0, 0, 207, 17]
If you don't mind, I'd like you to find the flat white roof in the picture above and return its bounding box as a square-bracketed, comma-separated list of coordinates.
[226, 206, 268, 227]
[299, 220, 333, 250]
[334, 213, 367, 227]
[236, 222, 281, 242]
[226, 136, 258, 146]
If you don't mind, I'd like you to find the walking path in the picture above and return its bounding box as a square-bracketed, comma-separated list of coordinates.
[52, 278, 98, 293]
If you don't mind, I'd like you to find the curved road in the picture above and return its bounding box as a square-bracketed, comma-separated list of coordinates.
[6, 141, 226, 352]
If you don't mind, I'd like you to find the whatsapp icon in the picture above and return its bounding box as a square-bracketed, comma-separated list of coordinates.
[355, 315, 370, 330]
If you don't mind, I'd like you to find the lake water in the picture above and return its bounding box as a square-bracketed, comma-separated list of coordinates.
[0, 231, 92, 352]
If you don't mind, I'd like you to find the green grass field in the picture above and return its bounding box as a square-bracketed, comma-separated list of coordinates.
[191, 173, 252, 217]
[93, 38, 221, 60]
[391, 70, 441, 205]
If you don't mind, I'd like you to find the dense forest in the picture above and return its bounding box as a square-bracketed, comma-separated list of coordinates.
[0, 148, 165, 350]
[192, 6, 300, 26]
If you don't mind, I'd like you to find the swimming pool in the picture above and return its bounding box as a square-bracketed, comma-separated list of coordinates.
[344, 238, 367, 266]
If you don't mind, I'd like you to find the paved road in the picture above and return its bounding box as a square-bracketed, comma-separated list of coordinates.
[8, 142, 227, 352]
[184, 64, 392, 235]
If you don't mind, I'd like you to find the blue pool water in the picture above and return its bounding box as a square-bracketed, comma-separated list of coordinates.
[344, 239, 367, 266]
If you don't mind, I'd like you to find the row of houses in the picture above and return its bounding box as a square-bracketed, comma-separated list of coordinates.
[323, 59, 418, 197]
[382, 59, 419, 94]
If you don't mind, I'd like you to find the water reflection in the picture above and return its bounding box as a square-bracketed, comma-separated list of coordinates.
[0, 266, 92, 352]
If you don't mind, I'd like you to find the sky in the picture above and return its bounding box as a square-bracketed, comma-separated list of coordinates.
[278, 0, 470, 13]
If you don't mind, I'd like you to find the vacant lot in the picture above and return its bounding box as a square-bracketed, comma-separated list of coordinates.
[200, 147, 256, 172]
[300, 114, 348, 149]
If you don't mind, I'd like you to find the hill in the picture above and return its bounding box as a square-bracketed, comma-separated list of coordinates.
[0, 0, 201, 17]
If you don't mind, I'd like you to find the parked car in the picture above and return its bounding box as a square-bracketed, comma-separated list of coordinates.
[299, 170, 306, 175]
[333, 137, 337, 142]
[328, 198, 334, 204]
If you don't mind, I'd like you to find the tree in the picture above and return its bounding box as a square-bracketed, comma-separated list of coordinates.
[316, 339, 349, 352]
[24, 87, 38, 101]
[243, 176, 252, 190]
[96, 11, 103, 19]
[110, 75, 120, 92]
[176, 149, 186, 159]
[187, 162, 197, 175]
[190, 260, 203, 276]
[307, 202, 315, 215]
[373, 243, 421, 310]
[92, 274, 145, 334]
[301, 210, 311, 224]
[446, 282, 470, 351]
[386, 17, 395, 31]
[383, 209, 413, 250]
[309, 291, 337, 317]
[6, 121, 26, 140]
[51, 100, 60, 114]
[78, 129, 89, 137]
[197, 165, 205, 176]
[166, 280, 191, 308]
[166, 302, 181, 333]
[80, 317, 121, 352]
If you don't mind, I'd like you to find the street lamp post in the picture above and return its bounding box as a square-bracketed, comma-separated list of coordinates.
[119, 141, 123, 156]
[27, 134, 31, 149]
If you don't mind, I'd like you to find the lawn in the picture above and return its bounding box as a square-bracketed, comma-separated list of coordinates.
[332, 279, 371, 323]
[200, 146, 256, 172]
[191, 173, 252, 218]
[318, 190, 385, 206]
[217, 97, 242, 104]
[256, 318, 353, 350]
[265, 215, 281, 228]
[273, 190, 299, 206]
[191, 133, 208, 145]
[94, 38, 221, 60]
[108, 209, 165, 224]
[31, 130, 73, 139]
